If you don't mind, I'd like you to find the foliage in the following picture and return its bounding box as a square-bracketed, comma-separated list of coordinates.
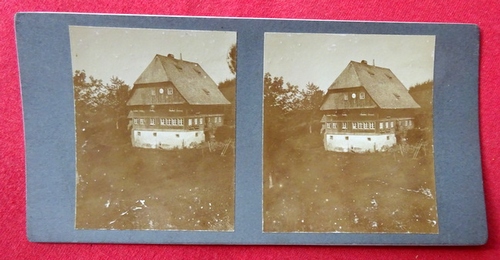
[300, 82, 324, 111]
[227, 44, 237, 75]
[408, 80, 434, 144]
[263, 73, 325, 152]
[409, 80, 433, 112]
[73, 70, 130, 146]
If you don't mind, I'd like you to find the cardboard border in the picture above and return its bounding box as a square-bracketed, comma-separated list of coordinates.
[16, 13, 486, 245]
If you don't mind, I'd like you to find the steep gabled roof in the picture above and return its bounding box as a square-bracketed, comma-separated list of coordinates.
[321, 61, 420, 110]
[131, 54, 230, 105]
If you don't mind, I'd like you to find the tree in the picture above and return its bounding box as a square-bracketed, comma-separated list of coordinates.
[227, 44, 237, 75]
[73, 71, 130, 146]
[264, 73, 304, 114]
[300, 82, 324, 133]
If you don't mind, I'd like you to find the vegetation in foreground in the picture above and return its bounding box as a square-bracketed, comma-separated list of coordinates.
[76, 136, 235, 231]
[264, 132, 437, 233]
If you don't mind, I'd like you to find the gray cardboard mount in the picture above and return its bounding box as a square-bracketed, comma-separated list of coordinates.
[16, 13, 486, 245]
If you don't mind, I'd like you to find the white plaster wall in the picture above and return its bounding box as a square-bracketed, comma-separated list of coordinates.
[324, 133, 396, 152]
[132, 130, 205, 149]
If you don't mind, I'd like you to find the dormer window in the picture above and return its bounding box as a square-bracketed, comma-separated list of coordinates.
[359, 92, 365, 100]
[167, 87, 174, 95]
[343, 93, 348, 101]
[159, 88, 164, 94]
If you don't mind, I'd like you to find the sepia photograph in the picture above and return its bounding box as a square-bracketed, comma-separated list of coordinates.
[70, 27, 236, 231]
[263, 33, 438, 233]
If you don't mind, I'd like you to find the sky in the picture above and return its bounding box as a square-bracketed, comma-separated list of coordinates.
[264, 33, 435, 91]
[69, 26, 236, 87]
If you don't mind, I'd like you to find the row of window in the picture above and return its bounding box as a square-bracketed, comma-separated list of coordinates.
[328, 135, 391, 141]
[343, 91, 366, 101]
[151, 87, 174, 96]
[326, 122, 375, 130]
[325, 120, 412, 130]
[136, 131, 199, 138]
[133, 117, 222, 127]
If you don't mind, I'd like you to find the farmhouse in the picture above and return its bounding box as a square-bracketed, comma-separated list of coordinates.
[127, 54, 230, 149]
[320, 60, 420, 152]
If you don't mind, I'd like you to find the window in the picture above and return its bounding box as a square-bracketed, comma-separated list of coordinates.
[188, 119, 192, 126]
[133, 119, 138, 125]
[342, 122, 347, 130]
[390, 122, 394, 128]
[369, 122, 375, 129]
[379, 122, 384, 129]
[151, 89, 156, 95]
[172, 118, 177, 126]
[409, 120, 412, 126]
[140, 119, 145, 125]
[200, 118, 203, 124]
[352, 122, 357, 129]
[167, 87, 174, 95]
[160, 118, 166, 125]
[404, 120, 408, 126]
[363, 122, 369, 129]
[159, 88, 164, 94]
[326, 123, 331, 129]
[167, 118, 172, 125]
[178, 118, 184, 126]
[358, 122, 363, 129]
[385, 122, 389, 128]
[360, 92, 365, 100]
[343, 93, 348, 101]
[332, 123, 337, 129]
[150, 118, 155, 125]
[194, 118, 198, 125]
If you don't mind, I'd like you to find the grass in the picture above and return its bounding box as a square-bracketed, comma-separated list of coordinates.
[75, 138, 235, 231]
[263, 132, 438, 233]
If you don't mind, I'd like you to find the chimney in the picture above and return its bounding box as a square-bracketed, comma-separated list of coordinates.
[180, 53, 183, 60]
[372, 59, 375, 66]
[361, 60, 368, 65]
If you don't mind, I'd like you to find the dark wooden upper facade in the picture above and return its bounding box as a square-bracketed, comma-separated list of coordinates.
[127, 54, 230, 131]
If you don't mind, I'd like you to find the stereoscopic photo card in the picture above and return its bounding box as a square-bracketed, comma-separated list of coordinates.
[17, 13, 486, 245]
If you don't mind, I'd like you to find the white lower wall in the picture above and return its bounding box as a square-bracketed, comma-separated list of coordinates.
[324, 133, 396, 152]
[132, 130, 205, 149]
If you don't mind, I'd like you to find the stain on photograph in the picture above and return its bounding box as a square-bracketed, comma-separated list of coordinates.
[70, 27, 236, 231]
[263, 33, 437, 233]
